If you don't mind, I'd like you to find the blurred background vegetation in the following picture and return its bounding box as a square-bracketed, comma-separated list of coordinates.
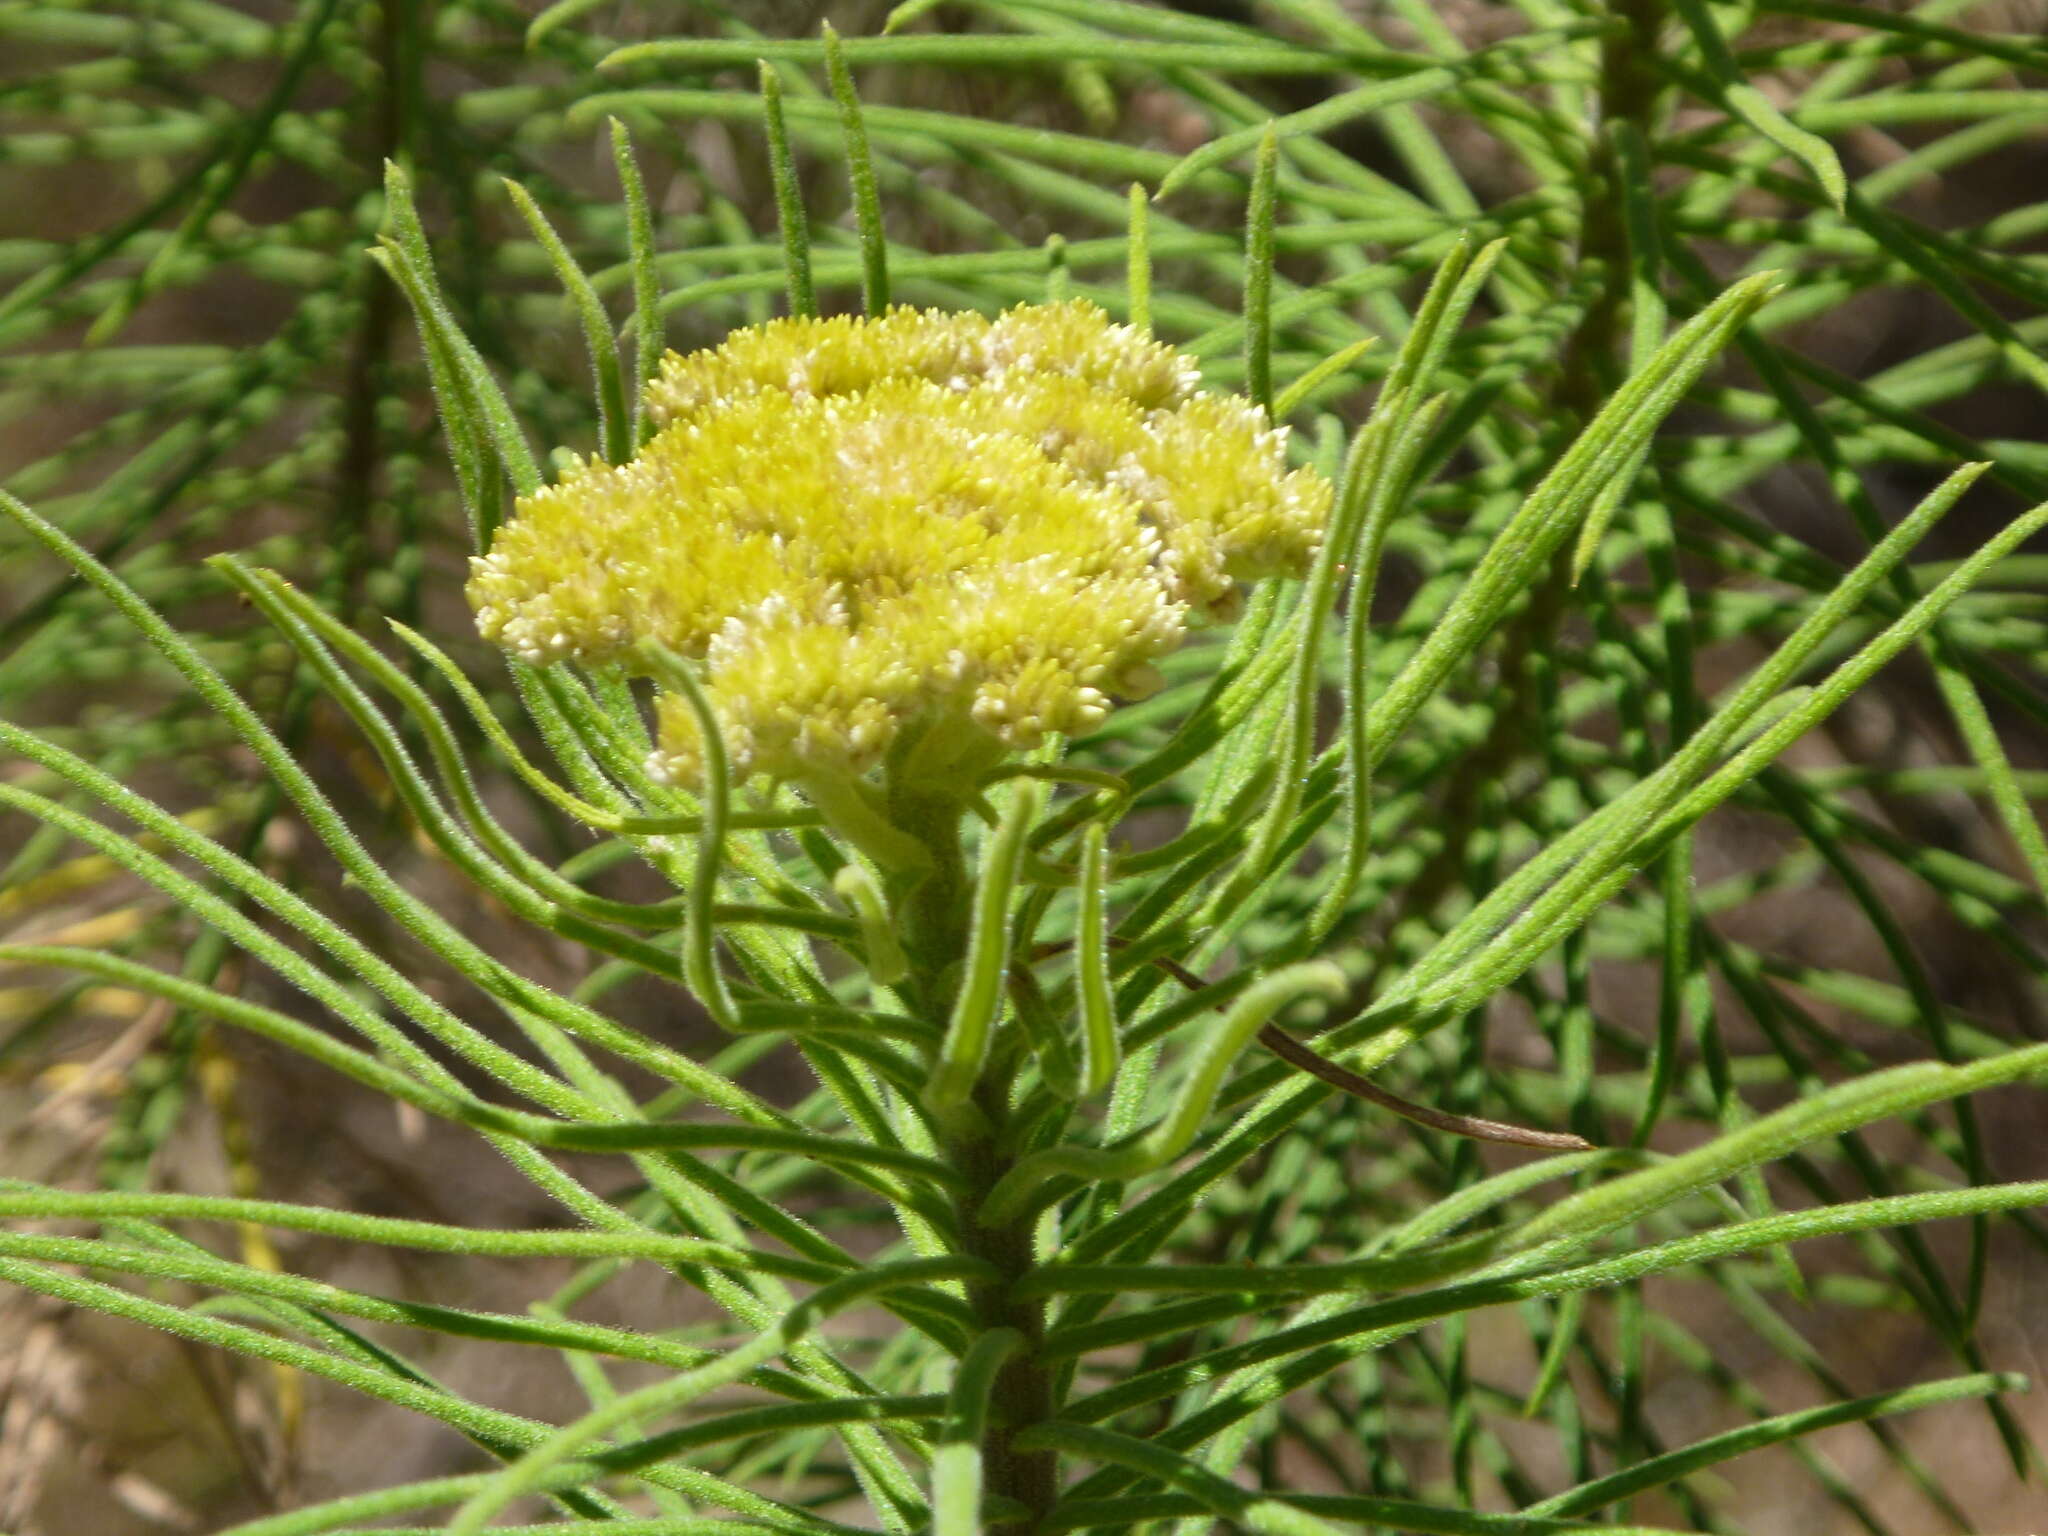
[2, 1, 2047, 1531]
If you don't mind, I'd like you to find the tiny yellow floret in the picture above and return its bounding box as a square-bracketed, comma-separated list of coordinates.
[468, 301, 1330, 789]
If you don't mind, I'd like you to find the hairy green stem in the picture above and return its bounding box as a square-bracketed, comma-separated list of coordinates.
[947, 1097, 1061, 1530]
[885, 773, 1059, 1530]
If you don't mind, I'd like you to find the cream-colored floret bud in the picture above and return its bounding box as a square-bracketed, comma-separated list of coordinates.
[470, 300, 1331, 790]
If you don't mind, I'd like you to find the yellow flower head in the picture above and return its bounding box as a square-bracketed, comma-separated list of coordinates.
[468, 301, 1330, 789]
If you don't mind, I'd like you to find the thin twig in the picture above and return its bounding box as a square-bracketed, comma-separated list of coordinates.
[1031, 941, 1594, 1152]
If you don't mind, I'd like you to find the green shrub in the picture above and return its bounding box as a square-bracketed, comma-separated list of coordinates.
[3, 3, 2046, 1532]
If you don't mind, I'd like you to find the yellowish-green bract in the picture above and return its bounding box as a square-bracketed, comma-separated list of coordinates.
[468, 300, 1331, 790]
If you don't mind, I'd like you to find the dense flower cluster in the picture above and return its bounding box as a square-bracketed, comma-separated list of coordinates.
[468, 301, 1330, 789]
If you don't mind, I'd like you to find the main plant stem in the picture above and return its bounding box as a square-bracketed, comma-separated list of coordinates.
[948, 1093, 1059, 1528]
[888, 773, 1058, 1531]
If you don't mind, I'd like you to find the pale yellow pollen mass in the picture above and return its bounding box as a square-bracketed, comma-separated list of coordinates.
[468, 300, 1331, 789]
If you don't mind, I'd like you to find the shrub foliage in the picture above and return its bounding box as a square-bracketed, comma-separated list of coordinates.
[2, 2, 2047, 1533]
